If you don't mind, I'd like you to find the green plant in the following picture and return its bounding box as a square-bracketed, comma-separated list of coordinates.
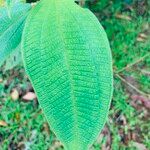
[0, 0, 113, 149]
[0, 2, 31, 70]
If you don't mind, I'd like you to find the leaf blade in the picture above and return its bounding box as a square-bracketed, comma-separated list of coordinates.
[4, 44, 21, 71]
[0, 2, 31, 67]
[22, 0, 113, 149]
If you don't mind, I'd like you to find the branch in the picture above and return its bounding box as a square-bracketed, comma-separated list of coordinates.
[116, 53, 150, 73]
[115, 74, 150, 98]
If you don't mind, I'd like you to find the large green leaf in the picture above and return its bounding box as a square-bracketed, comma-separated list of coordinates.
[22, 0, 113, 149]
[0, 2, 31, 67]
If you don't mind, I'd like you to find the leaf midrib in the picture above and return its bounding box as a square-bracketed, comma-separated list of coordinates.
[55, 0, 80, 144]
[59, 3, 100, 147]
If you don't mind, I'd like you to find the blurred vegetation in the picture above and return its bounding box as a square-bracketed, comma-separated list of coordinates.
[0, 0, 4, 6]
[0, 0, 150, 150]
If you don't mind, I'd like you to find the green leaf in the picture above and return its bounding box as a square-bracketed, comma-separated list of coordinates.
[0, 2, 31, 67]
[5, 0, 22, 18]
[4, 44, 22, 71]
[22, 0, 113, 149]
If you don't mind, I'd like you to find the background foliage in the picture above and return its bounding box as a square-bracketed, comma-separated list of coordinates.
[0, 0, 150, 150]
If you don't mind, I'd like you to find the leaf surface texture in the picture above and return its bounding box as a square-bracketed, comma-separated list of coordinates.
[22, 0, 113, 149]
[0, 2, 31, 67]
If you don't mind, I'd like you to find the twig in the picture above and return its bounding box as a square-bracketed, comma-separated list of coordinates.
[115, 74, 150, 98]
[139, 69, 150, 76]
[116, 53, 150, 73]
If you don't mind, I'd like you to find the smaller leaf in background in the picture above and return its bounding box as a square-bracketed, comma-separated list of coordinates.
[11, 88, 19, 100]
[0, 2, 31, 68]
[5, 0, 21, 18]
[4, 44, 22, 71]
[23, 92, 36, 101]
[115, 14, 132, 21]
[0, 120, 8, 126]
